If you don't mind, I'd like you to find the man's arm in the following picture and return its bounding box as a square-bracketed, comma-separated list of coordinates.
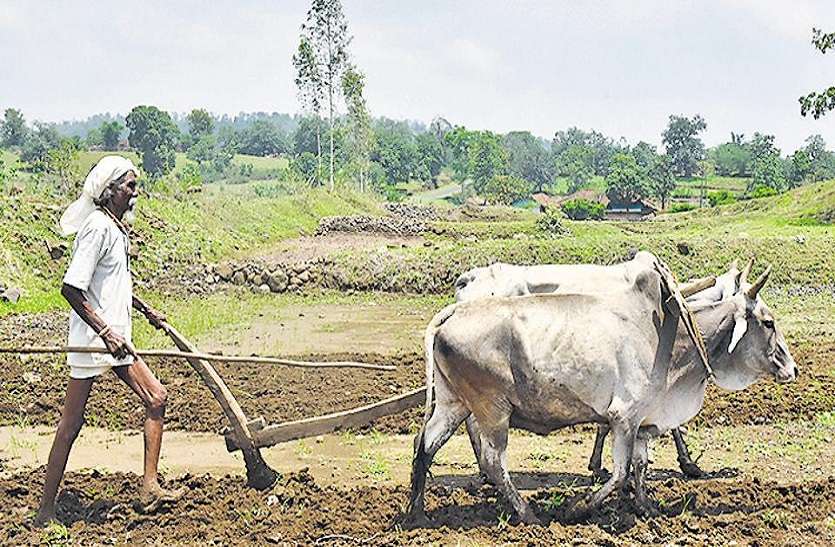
[132, 294, 167, 329]
[62, 283, 133, 359]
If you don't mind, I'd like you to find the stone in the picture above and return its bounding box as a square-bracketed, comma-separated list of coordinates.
[267, 270, 288, 293]
[298, 270, 311, 283]
[676, 242, 690, 256]
[257, 284, 270, 294]
[1, 287, 21, 304]
[252, 273, 265, 286]
[48, 244, 67, 260]
[231, 271, 246, 285]
[215, 264, 234, 281]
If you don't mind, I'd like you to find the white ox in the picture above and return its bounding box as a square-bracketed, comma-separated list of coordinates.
[407, 253, 796, 523]
[454, 257, 744, 478]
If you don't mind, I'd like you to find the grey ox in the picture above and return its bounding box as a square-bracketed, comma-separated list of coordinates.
[407, 253, 796, 523]
[454, 257, 746, 479]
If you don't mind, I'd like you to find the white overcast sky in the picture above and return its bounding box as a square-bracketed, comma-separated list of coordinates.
[2, 0, 835, 151]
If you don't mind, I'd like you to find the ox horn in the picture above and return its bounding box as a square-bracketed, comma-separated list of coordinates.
[679, 276, 716, 298]
[739, 257, 754, 286]
[746, 264, 772, 299]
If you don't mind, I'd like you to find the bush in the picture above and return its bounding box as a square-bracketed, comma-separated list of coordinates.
[750, 184, 778, 199]
[560, 198, 604, 220]
[482, 174, 530, 206]
[669, 203, 697, 213]
[707, 190, 736, 207]
[536, 206, 569, 236]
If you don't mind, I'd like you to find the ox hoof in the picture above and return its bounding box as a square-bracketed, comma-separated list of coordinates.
[402, 510, 430, 528]
[679, 461, 706, 479]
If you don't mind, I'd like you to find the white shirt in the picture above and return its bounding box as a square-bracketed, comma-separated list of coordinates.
[63, 209, 134, 368]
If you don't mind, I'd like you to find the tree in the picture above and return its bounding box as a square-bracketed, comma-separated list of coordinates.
[502, 131, 554, 192]
[238, 120, 288, 156]
[125, 105, 179, 179]
[749, 154, 787, 193]
[371, 123, 417, 184]
[631, 141, 658, 171]
[443, 126, 476, 181]
[803, 134, 835, 181]
[341, 65, 373, 191]
[293, 35, 325, 184]
[1, 108, 27, 147]
[710, 142, 752, 177]
[482, 174, 529, 205]
[662, 114, 707, 177]
[467, 131, 507, 193]
[100, 120, 123, 150]
[799, 28, 835, 118]
[559, 144, 594, 193]
[20, 122, 61, 169]
[295, 0, 353, 191]
[786, 149, 812, 187]
[648, 154, 676, 209]
[187, 109, 214, 140]
[606, 153, 648, 202]
[414, 132, 445, 187]
[747, 132, 780, 163]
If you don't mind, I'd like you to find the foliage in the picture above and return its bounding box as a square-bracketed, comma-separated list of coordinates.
[468, 131, 508, 193]
[341, 65, 373, 191]
[45, 139, 81, 192]
[296, 0, 354, 190]
[291, 151, 319, 183]
[552, 127, 620, 176]
[414, 132, 445, 186]
[536, 205, 569, 235]
[482, 174, 529, 205]
[100, 120, 123, 149]
[711, 142, 752, 177]
[371, 121, 417, 185]
[648, 154, 676, 209]
[20, 123, 61, 169]
[787, 149, 812, 187]
[708, 190, 737, 207]
[1, 108, 27, 147]
[669, 202, 697, 213]
[126, 105, 179, 179]
[443, 126, 476, 181]
[605, 153, 648, 202]
[750, 154, 787, 193]
[750, 184, 779, 198]
[560, 198, 605, 220]
[800, 29, 835, 118]
[502, 131, 554, 192]
[237, 119, 288, 157]
[558, 144, 594, 193]
[187, 108, 214, 140]
[662, 114, 707, 177]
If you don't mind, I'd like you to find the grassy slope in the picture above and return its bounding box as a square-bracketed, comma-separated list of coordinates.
[0, 186, 380, 316]
[324, 180, 835, 293]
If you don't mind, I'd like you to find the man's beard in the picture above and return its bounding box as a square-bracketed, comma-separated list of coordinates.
[123, 198, 138, 224]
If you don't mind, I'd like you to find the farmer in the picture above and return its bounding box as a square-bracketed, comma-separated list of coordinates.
[34, 156, 182, 526]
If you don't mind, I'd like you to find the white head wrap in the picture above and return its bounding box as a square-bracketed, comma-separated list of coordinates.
[59, 155, 140, 236]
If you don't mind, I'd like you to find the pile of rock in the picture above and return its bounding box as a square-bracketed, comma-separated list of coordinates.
[382, 203, 439, 221]
[212, 260, 320, 293]
[315, 215, 428, 237]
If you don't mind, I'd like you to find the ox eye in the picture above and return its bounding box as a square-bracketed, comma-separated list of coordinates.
[762, 319, 774, 329]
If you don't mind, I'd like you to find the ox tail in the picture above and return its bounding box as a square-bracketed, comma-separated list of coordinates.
[423, 303, 458, 424]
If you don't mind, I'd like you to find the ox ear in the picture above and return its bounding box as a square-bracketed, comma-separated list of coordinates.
[728, 312, 748, 354]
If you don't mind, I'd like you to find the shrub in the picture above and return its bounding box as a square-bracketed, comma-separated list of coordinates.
[482, 174, 530, 206]
[750, 184, 778, 199]
[707, 190, 736, 207]
[669, 203, 697, 213]
[560, 198, 604, 220]
[536, 205, 569, 235]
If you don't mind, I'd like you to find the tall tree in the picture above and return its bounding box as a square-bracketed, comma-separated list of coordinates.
[293, 36, 324, 184]
[648, 154, 676, 209]
[187, 109, 214, 140]
[467, 131, 507, 193]
[295, 0, 353, 191]
[1, 108, 27, 147]
[502, 131, 554, 193]
[125, 105, 179, 179]
[100, 120, 123, 150]
[341, 65, 373, 191]
[800, 28, 835, 118]
[662, 114, 707, 177]
[605, 153, 648, 203]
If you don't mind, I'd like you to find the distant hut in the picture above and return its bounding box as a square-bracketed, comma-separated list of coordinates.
[603, 197, 658, 221]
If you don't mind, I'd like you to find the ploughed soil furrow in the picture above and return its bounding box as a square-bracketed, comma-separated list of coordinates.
[3, 469, 834, 545]
[2, 313, 833, 434]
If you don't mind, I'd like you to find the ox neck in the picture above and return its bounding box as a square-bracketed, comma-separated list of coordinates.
[675, 300, 738, 382]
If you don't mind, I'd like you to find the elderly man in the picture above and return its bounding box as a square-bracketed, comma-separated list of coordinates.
[35, 156, 182, 526]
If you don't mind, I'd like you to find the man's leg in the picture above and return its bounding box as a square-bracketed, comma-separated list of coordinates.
[113, 357, 178, 500]
[35, 377, 95, 526]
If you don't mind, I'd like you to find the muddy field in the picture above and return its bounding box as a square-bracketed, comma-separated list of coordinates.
[3, 468, 835, 545]
[2, 312, 833, 434]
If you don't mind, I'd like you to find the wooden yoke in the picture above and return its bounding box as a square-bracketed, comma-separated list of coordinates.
[160, 322, 278, 490]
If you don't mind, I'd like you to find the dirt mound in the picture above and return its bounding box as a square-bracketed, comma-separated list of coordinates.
[316, 215, 428, 237]
[3, 469, 834, 545]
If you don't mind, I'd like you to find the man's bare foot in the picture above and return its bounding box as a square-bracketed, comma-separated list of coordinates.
[33, 508, 57, 528]
[135, 484, 186, 514]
